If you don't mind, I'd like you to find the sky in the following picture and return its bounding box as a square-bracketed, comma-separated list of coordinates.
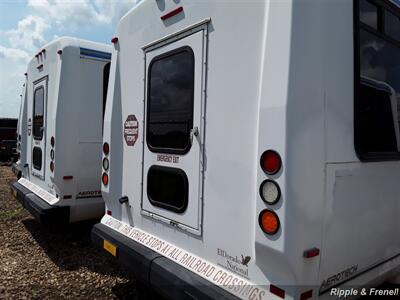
[0, 0, 138, 118]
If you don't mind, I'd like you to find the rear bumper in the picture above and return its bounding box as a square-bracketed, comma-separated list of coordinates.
[91, 223, 237, 300]
[11, 181, 69, 225]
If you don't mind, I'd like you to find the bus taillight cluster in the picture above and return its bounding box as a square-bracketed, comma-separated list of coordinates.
[102, 142, 109, 186]
[259, 150, 281, 235]
[50, 136, 55, 173]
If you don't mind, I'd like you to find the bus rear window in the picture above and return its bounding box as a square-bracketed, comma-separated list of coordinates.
[147, 165, 188, 213]
[33, 87, 44, 140]
[146, 47, 194, 154]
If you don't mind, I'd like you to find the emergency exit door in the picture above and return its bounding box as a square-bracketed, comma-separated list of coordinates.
[141, 27, 207, 235]
[31, 77, 47, 179]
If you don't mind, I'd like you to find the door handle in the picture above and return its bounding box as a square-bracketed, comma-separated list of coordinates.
[119, 196, 129, 204]
[190, 126, 199, 145]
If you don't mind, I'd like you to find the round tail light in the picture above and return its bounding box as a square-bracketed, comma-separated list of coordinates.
[102, 173, 109, 186]
[259, 209, 280, 235]
[103, 142, 110, 155]
[260, 150, 281, 175]
[103, 157, 109, 171]
[260, 180, 281, 205]
[50, 161, 54, 172]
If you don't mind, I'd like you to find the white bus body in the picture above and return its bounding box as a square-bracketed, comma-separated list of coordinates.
[12, 37, 112, 224]
[92, 1, 400, 299]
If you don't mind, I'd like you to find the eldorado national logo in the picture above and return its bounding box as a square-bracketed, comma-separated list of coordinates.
[217, 248, 251, 278]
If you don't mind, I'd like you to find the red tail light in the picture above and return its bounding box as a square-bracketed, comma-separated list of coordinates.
[106, 210, 112, 216]
[111, 37, 118, 44]
[259, 209, 280, 235]
[260, 150, 282, 175]
[102, 173, 109, 186]
[103, 142, 109, 155]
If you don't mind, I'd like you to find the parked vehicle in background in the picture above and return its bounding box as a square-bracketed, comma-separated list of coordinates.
[92, 0, 400, 299]
[0, 118, 17, 162]
[11, 37, 111, 225]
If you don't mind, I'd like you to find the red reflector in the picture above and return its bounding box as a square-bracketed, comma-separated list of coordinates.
[102, 173, 109, 186]
[303, 247, 320, 258]
[270, 285, 285, 299]
[57, 50, 62, 55]
[63, 195, 72, 199]
[261, 150, 282, 175]
[300, 290, 313, 300]
[111, 37, 119, 44]
[161, 6, 183, 20]
[63, 176, 73, 180]
[103, 142, 110, 155]
[106, 210, 112, 216]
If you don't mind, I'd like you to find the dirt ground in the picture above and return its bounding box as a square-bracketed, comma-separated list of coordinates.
[0, 166, 137, 299]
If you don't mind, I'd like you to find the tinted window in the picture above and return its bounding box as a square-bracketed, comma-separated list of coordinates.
[103, 62, 110, 126]
[32, 147, 42, 170]
[147, 47, 194, 154]
[33, 87, 44, 140]
[147, 166, 188, 213]
[355, 0, 400, 160]
[385, 10, 400, 42]
[360, 0, 378, 29]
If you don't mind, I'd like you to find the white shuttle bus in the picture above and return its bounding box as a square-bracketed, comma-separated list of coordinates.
[12, 37, 112, 225]
[92, 1, 400, 299]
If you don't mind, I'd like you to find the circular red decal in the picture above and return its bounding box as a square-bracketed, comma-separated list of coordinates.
[124, 115, 139, 147]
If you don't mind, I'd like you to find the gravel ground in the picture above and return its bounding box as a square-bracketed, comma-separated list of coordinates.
[0, 166, 138, 299]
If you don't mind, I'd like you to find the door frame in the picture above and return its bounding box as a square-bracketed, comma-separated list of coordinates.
[140, 21, 209, 236]
[31, 76, 48, 180]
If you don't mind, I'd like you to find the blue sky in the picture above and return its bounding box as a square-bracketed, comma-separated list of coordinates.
[0, 0, 138, 118]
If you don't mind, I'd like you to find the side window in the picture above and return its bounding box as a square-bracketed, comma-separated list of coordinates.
[146, 47, 195, 154]
[103, 62, 111, 126]
[355, 0, 400, 160]
[33, 87, 44, 140]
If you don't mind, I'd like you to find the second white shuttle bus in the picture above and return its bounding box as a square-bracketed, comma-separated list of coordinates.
[12, 37, 111, 224]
